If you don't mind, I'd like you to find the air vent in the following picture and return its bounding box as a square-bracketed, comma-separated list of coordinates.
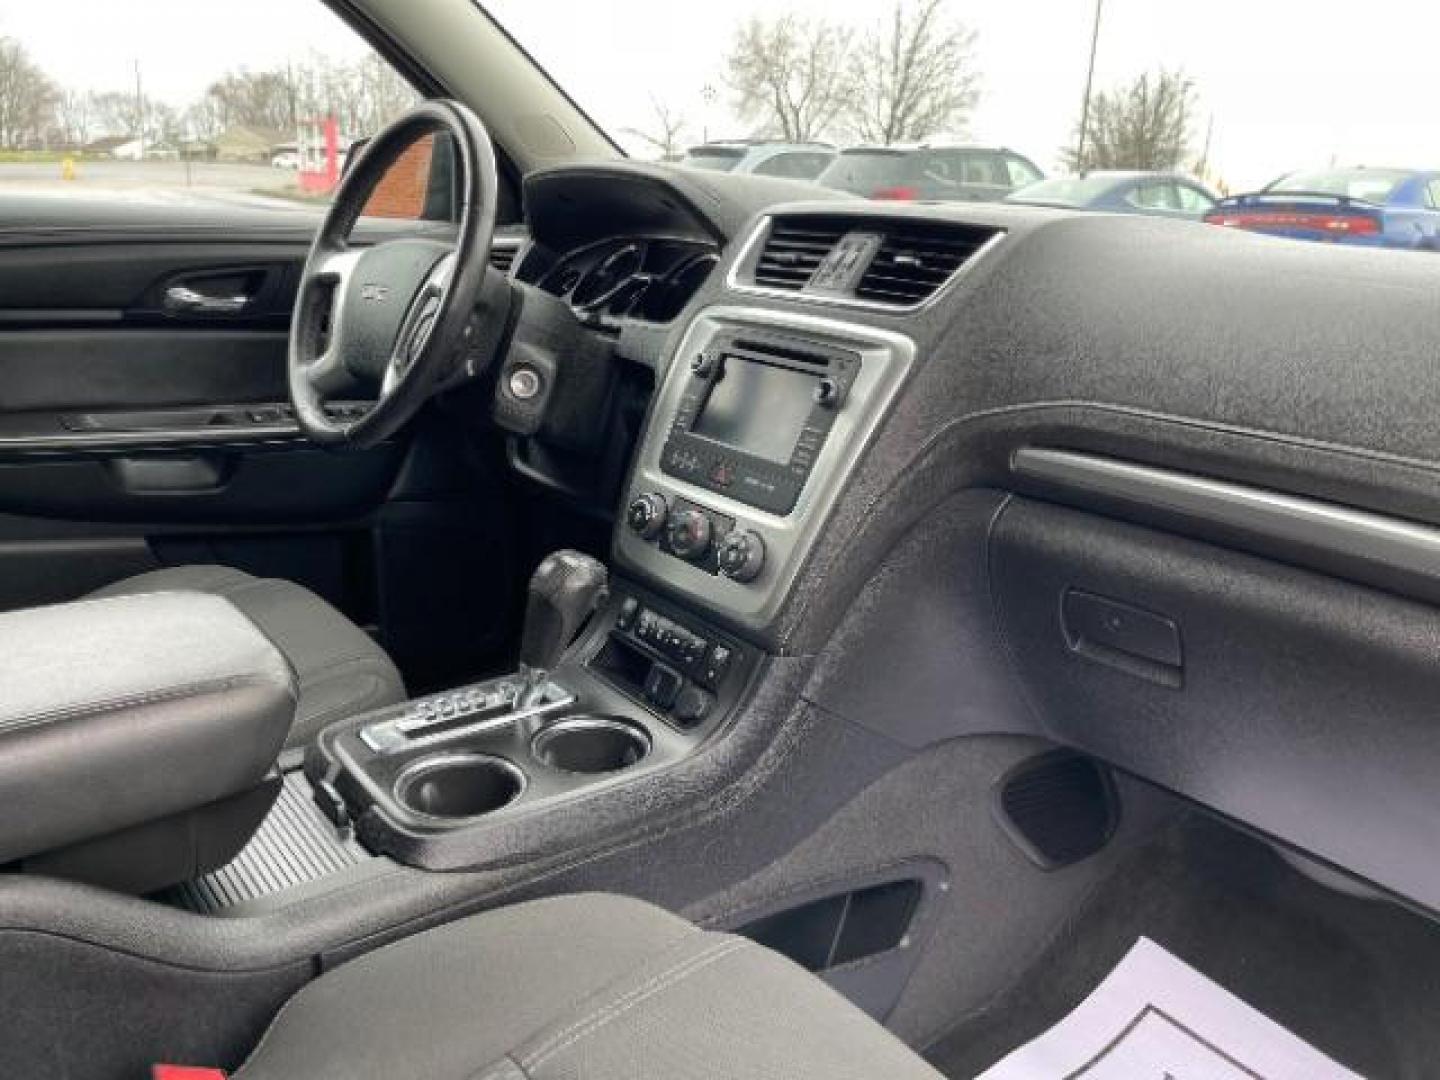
[752, 218, 847, 291]
[854, 221, 999, 306]
[489, 245, 519, 276]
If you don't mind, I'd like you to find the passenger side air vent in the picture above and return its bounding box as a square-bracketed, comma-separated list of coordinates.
[488, 245, 519, 276]
[855, 221, 999, 306]
[752, 218, 847, 291]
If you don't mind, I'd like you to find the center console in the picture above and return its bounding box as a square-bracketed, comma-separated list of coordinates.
[304, 563, 756, 868]
[301, 305, 913, 874]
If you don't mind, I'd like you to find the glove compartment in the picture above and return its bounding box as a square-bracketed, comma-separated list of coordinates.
[990, 495, 1440, 912]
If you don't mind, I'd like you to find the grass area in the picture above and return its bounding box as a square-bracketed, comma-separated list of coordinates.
[0, 149, 111, 163]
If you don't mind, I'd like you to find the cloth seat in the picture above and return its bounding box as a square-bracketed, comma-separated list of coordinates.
[232, 892, 944, 1079]
[90, 565, 405, 748]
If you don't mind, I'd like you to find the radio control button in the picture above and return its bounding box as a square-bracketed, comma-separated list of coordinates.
[666, 509, 713, 561]
[717, 530, 766, 583]
[626, 492, 669, 540]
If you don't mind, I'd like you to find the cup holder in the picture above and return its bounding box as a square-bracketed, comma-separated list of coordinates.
[393, 752, 525, 821]
[531, 716, 651, 775]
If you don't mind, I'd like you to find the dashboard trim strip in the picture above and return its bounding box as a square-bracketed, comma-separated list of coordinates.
[1013, 446, 1440, 587]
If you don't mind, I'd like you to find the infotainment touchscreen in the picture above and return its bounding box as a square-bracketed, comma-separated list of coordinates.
[661, 335, 860, 515]
[692, 356, 818, 464]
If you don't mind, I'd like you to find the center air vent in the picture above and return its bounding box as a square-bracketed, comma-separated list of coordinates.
[488, 245, 519, 276]
[752, 218, 847, 291]
[854, 221, 999, 306]
[744, 215, 1001, 308]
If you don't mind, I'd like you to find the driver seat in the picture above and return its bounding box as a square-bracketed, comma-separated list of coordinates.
[90, 565, 406, 749]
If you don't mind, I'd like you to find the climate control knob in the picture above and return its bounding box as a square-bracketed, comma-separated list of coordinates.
[665, 509, 713, 562]
[717, 529, 766, 583]
[625, 492, 669, 540]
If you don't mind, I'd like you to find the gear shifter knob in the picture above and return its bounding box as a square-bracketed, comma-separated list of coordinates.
[517, 550, 609, 706]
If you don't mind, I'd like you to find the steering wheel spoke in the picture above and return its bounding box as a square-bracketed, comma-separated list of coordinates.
[381, 250, 457, 399]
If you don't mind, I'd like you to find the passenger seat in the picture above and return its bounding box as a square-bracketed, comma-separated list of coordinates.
[232, 892, 943, 1079]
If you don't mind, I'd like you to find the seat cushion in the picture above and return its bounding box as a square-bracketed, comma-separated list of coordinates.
[233, 893, 944, 1080]
[90, 565, 405, 748]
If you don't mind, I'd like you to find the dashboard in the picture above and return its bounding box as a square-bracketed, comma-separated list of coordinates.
[506, 158, 1440, 918]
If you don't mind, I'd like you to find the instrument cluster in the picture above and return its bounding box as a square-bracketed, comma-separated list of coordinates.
[536, 237, 719, 332]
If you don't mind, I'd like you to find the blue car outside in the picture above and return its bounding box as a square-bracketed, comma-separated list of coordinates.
[1004, 171, 1218, 219]
[1205, 167, 1440, 249]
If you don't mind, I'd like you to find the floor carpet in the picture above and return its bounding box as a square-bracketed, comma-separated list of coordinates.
[923, 814, 1440, 1080]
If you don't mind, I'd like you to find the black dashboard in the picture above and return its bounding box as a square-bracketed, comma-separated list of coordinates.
[502, 158, 1440, 918]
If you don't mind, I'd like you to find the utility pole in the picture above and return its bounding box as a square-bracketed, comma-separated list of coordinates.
[1075, 0, 1104, 173]
[134, 59, 144, 161]
[1196, 113, 1214, 181]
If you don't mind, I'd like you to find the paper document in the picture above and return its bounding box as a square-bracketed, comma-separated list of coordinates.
[976, 937, 1363, 1080]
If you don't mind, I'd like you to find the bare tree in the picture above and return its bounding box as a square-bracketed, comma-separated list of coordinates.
[53, 89, 94, 147]
[0, 38, 56, 148]
[90, 90, 143, 139]
[623, 98, 688, 160]
[204, 69, 298, 133]
[846, 0, 981, 145]
[725, 15, 853, 142]
[183, 97, 225, 144]
[1063, 68, 1197, 172]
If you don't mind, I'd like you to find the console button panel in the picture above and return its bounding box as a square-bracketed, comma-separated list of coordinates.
[587, 585, 750, 732]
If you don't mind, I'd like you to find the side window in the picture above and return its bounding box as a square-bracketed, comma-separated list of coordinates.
[960, 152, 1009, 186]
[1005, 156, 1042, 188]
[1128, 183, 1180, 211]
[0, 0, 421, 212]
[918, 151, 962, 191]
[1175, 184, 1215, 213]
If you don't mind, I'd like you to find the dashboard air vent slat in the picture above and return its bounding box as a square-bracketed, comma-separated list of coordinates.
[489, 245, 519, 275]
[752, 219, 848, 292]
[854, 222, 1000, 306]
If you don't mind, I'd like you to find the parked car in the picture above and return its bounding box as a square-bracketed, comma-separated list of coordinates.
[1205, 166, 1440, 248]
[270, 148, 300, 169]
[1006, 170, 1217, 218]
[815, 144, 1044, 202]
[678, 140, 836, 180]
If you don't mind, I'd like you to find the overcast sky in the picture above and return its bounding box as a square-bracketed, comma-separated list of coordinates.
[2, 1, 1438, 191]
[485, 0, 1440, 190]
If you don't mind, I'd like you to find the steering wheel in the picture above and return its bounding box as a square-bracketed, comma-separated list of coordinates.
[288, 100, 499, 449]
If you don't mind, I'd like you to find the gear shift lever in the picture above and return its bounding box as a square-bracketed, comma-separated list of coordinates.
[516, 550, 609, 708]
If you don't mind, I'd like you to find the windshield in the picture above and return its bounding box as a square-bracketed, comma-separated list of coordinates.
[483, 0, 1440, 249]
[1267, 169, 1411, 203]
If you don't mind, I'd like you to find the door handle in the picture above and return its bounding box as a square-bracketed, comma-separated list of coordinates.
[164, 284, 252, 315]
